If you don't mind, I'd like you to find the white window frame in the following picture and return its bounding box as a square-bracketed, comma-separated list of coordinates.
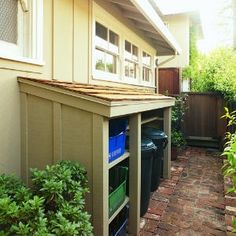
[0, 0, 44, 65]
[124, 40, 140, 84]
[93, 21, 120, 82]
[141, 51, 154, 86]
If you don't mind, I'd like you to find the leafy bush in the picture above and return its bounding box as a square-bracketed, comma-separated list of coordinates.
[171, 95, 188, 148]
[0, 161, 93, 235]
[171, 130, 186, 148]
[183, 47, 236, 101]
[222, 108, 236, 193]
[222, 107, 236, 232]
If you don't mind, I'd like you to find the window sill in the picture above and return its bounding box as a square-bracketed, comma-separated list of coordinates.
[92, 75, 156, 89]
[0, 54, 45, 66]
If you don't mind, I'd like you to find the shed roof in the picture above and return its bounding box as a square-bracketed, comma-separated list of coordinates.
[18, 77, 175, 117]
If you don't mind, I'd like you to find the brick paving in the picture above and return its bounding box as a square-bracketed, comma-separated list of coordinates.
[140, 147, 227, 236]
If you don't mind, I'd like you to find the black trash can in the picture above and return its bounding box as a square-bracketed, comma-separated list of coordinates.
[140, 137, 156, 216]
[142, 127, 168, 191]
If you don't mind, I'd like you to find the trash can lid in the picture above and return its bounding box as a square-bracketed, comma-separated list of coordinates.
[141, 137, 156, 151]
[142, 127, 167, 140]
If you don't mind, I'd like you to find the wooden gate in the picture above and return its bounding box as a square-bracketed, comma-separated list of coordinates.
[158, 68, 180, 95]
[182, 93, 227, 148]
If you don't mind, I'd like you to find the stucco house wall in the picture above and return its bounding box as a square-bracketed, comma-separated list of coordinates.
[159, 14, 190, 68]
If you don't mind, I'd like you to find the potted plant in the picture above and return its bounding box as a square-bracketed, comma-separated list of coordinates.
[171, 95, 188, 160]
[171, 130, 186, 160]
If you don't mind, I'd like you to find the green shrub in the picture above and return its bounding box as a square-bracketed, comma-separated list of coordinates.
[0, 161, 93, 235]
[183, 47, 236, 101]
[171, 130, 186, 148]
[171, 95, 188, 148]
[222, 107, 236, 232]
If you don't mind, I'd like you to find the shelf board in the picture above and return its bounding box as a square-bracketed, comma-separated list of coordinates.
[108, 151, 130, 169]
[141, 116, 163, 125]
[108, 196, 129, 224]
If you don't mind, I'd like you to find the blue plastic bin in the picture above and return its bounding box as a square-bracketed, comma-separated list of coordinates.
[109, 132, 126, 163]
[114, 219, 128, 236]
[109, 118, 127, 163]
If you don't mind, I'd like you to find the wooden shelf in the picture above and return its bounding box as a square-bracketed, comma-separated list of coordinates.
[141, 116, 163, 125]
[108, 196, 129, 224]
[108, 151, 130, 169]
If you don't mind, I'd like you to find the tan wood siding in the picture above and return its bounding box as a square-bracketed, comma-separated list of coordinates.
[53, 0, 73, 81]
[28, 95, 54, 171]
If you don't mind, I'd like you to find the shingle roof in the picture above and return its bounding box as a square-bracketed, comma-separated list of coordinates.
[18, 77, 173, 102]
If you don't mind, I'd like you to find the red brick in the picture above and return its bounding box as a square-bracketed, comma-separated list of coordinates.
[158, 187, 174, 195]
[143, 212, 160, 221]
[143, 219, 158, 233]
[225, 196, 236, 207]
[139, 230, 155, 236]
[141, 147, 226, 236]
[225, 214, 234, 227]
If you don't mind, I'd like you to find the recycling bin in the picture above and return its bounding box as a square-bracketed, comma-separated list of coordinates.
[142, 127, 168, 191]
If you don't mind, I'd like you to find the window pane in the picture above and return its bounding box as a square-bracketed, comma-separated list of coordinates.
[142, 52, 151, 66]
[129, 62, 135, 78]
[125, 60, 129, 77]
[0, 0, 18, 44]
[106, 53, 117, 74]
[95, 49, 105, 71]
[109, 30, 119, 54]
[96, 22, 107, 41]
[142, 67, 151, 82]
[132, 45, 138, 61]
[109, 30, 118, 46]
[125, 40, 131, 52]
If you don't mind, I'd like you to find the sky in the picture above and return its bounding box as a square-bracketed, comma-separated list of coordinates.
[155, 0, 234, 53]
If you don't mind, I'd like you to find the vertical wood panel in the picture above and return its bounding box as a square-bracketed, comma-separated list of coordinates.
[183, 93, 226, 141]
[53, 102, 62, 163]
[129, 113, 141, 235]
[28, 95, 53, 172]
[92, 114, 109, 236]
[53, 0, 73, 81]
[158, 68, 180, 95]
[20, 93, 29, 184]
[73, 0, 90, 84]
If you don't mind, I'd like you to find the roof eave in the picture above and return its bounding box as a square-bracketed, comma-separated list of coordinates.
[129, 0, 182, 55]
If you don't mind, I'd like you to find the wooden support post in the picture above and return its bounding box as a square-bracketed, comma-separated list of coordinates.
[128, 113, 141, 235]
[163, 107, 171, 179]
[92, 114, 109, 236]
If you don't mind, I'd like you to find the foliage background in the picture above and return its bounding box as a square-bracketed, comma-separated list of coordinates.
[183, 26, 236, 101]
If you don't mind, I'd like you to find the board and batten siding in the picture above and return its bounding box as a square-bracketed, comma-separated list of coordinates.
[21, 93, 94, 213]
[0, 0, 157, 176]
[0, 0, 90, 176]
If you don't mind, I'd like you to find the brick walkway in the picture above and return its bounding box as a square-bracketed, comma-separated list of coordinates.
[140, 147, 227, 236]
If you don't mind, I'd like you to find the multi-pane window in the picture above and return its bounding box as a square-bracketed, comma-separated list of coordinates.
[0, 0, 43, 62]
[124, 40, 138, 79]
[95, 22, 119, 74]
[142, 51, 152, 82]
[0, 0, 18, 44]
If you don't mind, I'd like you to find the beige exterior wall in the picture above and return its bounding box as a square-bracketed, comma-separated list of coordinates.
[0, 0, 157, 176]
[159, 14, 190, 68]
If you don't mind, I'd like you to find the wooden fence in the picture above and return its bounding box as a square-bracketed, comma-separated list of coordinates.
[182, 92, 227, 148]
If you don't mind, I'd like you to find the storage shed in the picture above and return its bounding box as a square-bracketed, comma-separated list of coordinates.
[18, 77, 174, 236]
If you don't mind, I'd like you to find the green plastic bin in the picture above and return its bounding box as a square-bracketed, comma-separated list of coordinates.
[109, 166, 128, 217]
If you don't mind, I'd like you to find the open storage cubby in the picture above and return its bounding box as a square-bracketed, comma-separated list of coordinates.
[108, 117, 129, 234]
